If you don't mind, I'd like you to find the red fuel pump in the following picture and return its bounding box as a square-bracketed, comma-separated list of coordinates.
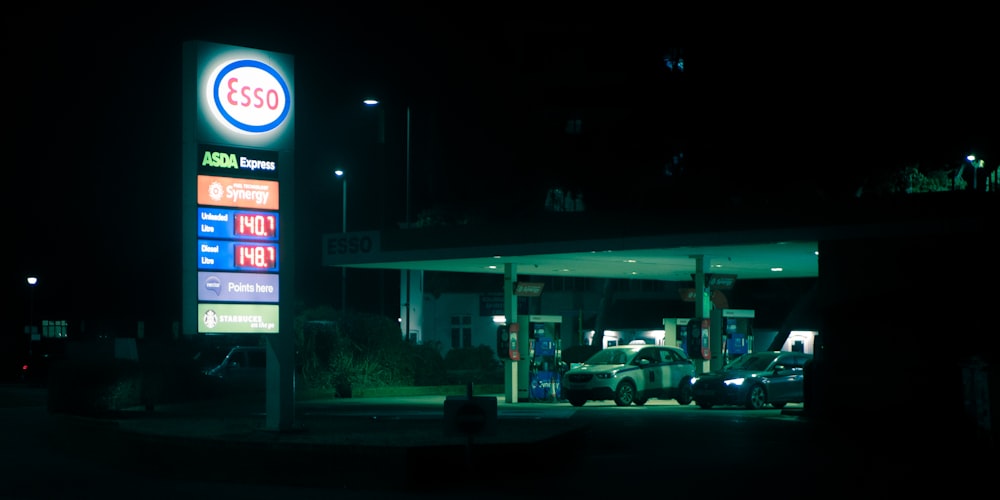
[508, 323, 521, 361]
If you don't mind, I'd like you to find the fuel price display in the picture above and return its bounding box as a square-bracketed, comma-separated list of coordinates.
[198, 240, 280, 272]
[198, 207, 279, 241]
[235, 213, 277, 238]
[235, 244, 277, 269]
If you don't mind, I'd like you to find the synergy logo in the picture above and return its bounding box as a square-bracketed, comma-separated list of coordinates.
[208, 59, 291, 134]
[198, 175, 280, 210]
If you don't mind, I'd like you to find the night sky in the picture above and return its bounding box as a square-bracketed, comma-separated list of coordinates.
[7, 5, 996, 336]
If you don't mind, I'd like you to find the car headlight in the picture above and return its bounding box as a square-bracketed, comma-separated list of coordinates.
[596, 372, 614, 379]
[724, 377, 746, 386]
[690, 377, 699, 384]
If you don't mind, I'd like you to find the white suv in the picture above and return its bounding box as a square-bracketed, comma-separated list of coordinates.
[561, 345, 695, 407]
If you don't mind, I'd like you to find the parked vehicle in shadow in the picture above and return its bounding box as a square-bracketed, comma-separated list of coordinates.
[201, 345, 266, 396]
[691, 351, 813, 410]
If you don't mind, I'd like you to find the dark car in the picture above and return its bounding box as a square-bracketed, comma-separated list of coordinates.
[691, 351, 813, 410]
[202, 345, 266, 394]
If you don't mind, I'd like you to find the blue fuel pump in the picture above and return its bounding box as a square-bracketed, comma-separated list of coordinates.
[712, 309, 755, 366]
[516, 315, 563, 402]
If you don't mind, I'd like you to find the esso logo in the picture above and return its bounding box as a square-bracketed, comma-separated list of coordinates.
[211, 59, 291, 133]
[327, 235, 375, 256]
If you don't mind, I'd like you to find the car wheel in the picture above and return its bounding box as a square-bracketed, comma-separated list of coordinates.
[745, 385, 767, 410]
[569, 398, 587, 407]
[697, 401, 713, 409]
[675, 379, 693, 405]
[614, 381, 636, 406]
[771, 402, 787, 409]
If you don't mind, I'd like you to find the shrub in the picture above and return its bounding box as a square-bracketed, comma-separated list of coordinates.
[444, 345, 503, 385]
[295, 308, 441, 395]
[410, 340, 448, 386]
[48, 358, 142, 415]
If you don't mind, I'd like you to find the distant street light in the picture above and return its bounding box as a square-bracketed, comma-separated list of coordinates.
[26, 276, 38, 358]
[967, 154, 984, 191]
[335, 169, 347, 312]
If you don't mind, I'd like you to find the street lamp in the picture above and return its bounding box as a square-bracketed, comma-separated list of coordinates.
[335, 169, 347, 312]
[967, 155, 984, 191]
[26, 276, 38, 358]
[362, 98, 411, 225]
[364, 98, 414, 342]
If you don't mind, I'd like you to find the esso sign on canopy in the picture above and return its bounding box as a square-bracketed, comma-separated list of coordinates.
[210, 59, 291, 134]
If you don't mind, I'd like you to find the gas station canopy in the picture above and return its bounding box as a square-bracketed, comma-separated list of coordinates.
[323, 209, 828, 282]
[334, 240, 819, 282]
[323, 196, 984, 283]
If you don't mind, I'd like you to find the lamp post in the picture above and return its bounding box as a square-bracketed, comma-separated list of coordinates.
[405, 104, 411, 225]
[362, 99, 411, 224]
[335, 169, 347, 312]
[26, 276, 38, 358]
[364, 98, 414, 342]
[967, 154, 983, 191]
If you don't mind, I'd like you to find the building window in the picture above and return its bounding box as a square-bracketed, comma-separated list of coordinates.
[451, 315, 472, 349]
[565, 117, 582, 135]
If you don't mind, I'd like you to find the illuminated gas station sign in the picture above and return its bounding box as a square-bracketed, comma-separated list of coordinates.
[207, 59, 291, 135]
[183, 41, 293, 336]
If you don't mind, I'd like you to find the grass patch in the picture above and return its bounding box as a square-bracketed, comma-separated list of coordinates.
[297, 384, 504, 401]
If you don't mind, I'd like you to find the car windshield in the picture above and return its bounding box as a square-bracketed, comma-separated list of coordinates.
[193, 347, 237, 372]
[725, 353, 777, 371]
[584, 348, 639, 365]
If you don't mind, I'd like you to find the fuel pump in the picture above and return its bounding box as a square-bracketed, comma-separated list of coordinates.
[712, 309, 755, 366]
[516, 314, 562, 402]
[508, 323, 521, 361]
[676, 318, 690, 353]
[496, 324, 521, 361]
[684, 318, 711, 361]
